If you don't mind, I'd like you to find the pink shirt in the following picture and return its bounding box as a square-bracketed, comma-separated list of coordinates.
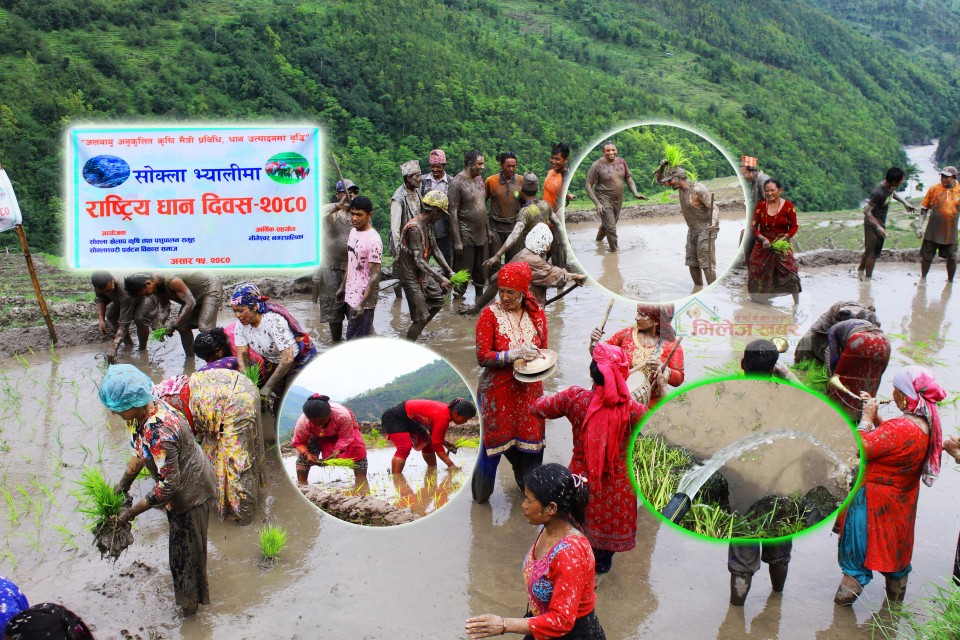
[345, 228, 383, 309]
[291, 402, 367, 461]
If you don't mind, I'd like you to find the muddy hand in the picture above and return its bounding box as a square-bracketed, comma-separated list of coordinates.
[466, 614, 507, 639]
[944, 437, 960, 461]
[590, 327, 603, 344]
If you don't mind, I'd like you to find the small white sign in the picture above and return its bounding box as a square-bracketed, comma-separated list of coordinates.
[0, 169, 24, 233]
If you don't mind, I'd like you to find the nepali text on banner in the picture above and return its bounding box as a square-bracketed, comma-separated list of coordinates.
[0, 169, 24, 233]
[68, 126, 321, 269]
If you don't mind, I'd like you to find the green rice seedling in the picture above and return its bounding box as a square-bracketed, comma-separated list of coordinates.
[149, 327, 168, 342]
[449, 269, 471, 286]
[53, 525, 78, 550]
[243, 365, 261, 387]
[454, 437, 480, 449]
[322, 458, 356, 468]
[258, 524, 288, 560]
[770, 238, 792, 255]
[790, 359, 829, 394]
[49, 343, 60, 364]
[663, 143, 692, 170]
[2, 487, 20, 525]
[705, 358, 743, 378]
[363, 429, 389, 448]
[0, 550, 17, 570]
[872, 582, 960, 639]
[73, 467, 125, 532]
[30, 477, 58, 508]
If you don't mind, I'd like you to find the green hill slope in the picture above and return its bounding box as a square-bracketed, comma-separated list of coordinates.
[343, 359, 471, 423]
[0, 0, 957, 252]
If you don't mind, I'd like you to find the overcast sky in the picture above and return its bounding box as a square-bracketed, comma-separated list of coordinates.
[294, 338, 444, 402]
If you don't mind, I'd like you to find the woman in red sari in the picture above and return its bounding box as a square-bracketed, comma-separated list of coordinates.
[748, 179, 801, 305]
[826, 318, 890, 421]
[531, 344, 645, 579]
[590, 304, 683, 407]
[472, 262, 549, 504]
[834, 365, 946, 605]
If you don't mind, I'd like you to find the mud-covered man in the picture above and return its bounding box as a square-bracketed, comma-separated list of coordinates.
[485, 151, 523, 269]
[449, 150, 489, 299]
[421, 149, 453, 267]
[397, 190, 455, 341]
[917, 165, 960, 282]
[585, 140, 647, 252]
[312, 180, 356, 342]
[739, 155, 770, 259]
[92, 271, 159, 355]
[483, 172, 564, 271]
[857, 166, 915, 280]
[389, 160, 425, 299]
[656, 162, 719, 288]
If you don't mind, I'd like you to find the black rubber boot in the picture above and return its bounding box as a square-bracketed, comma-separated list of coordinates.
[769, 563, 789, 593]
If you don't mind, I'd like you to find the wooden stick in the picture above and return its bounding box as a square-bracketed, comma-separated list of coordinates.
[543, 282, 580, 307]
[598, 298, 615, 334]
[330, 152, 347, 191]
[15, 224, 57, 344]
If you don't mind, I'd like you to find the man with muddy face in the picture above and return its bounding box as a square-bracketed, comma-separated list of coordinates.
[421, 148, 453, 267]
[92, 271, 159, 354]
[449, 150, 490, 300]
[857, 166, 915, 280]
[585, 141, 647, 251]
[917, 166, 960, 282]
[543, 142, 575, 212]
[388, 160, 424, 300]
[485, 151, 523, 271]
[655, 162, 719, 288]
[738, 156, 769, 258]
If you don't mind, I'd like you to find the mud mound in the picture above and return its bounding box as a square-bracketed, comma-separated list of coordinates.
[300, 484, 419, 526]
[94, 518, 134, 560]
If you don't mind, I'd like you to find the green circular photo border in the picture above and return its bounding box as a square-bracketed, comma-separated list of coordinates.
[626, 373, 866, 545]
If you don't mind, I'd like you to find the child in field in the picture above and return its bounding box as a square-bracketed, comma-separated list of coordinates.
[338, 196, 382, 340]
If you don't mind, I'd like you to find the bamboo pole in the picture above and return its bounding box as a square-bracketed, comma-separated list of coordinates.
[15, 224, 57, 343]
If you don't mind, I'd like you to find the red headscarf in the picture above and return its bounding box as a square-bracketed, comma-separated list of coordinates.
[498, 262, 541, 314]
[636, 304, 675, 341]
[892, 365, 947, 487]
[582, 343, 633, 487]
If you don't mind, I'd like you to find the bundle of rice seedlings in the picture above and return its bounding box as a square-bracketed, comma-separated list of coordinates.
[149, 328, 168, 342]
[790, 359, 829, 394]
[322, 458, 356, 468]
[661, 143, 698, 181]
[454, 437, 480, 448]
[74, 467, 133, 560]
[258, 524, 288, 560]
[243, 365, 261, 387]
[449, 269, 471, 286]
[770, 238, 792, 255]
[872, 582, 960, 640]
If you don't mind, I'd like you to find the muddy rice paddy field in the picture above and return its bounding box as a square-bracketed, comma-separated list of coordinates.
[0, 258, 958, 638]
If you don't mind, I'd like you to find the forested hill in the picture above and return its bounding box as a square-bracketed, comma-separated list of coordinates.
[343, 360, 471, 423]
[0, 0, 958, 253]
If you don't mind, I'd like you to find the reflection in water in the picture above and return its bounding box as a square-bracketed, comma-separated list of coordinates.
[716, 593, 783, 639]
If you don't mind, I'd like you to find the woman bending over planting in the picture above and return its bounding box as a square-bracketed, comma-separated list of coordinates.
[193, 325, 265, 383]
[153, 369, 265, 525]
[293, 394, 368, 491]
[746, 179, 801, 306]
[381, 398, 476, 474]
[229, 283, 317, 416]
[98, 365, 216, 617]
[825, 318, 890, 422]
[466, 463, 605, 639]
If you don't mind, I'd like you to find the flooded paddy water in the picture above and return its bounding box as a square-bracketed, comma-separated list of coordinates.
[0, 261, 958, 638]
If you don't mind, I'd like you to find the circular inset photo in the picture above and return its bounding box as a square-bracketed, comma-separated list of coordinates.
[82, 155, 130, 188]
[629, 376, 861, 541]
[278, 338, 479, 526]
[564, 122, 746, 302]
[264, 152, 310, 184]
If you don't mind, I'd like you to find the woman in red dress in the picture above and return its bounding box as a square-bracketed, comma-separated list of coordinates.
[466, 464, 605, 639]
[380, 397, 476, 474]
[826, 318, 891, 421]
[748, 179, 801, 305]
[472, 262, 549, 504]
[834, 365, 946, 605]
[590, 304, 683, 407]
[531, 344, 645, 578]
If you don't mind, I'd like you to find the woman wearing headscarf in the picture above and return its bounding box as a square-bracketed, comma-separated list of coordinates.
[152, 368, 264, 525]
[4, 603, 94, 640]
[466, 463, 605, 639]
[472, 262, 549, 504]
[590, 304, 684, 407]
[192, 325, 265, 382]
[292, 394, 368, 490]
[229, 283, 317, 413]
[98, 365, 216, 617]
[834, 365, 946, 606]
[531, 344, 645, 579]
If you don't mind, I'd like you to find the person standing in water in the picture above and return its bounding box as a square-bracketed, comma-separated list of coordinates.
[585, 140, 647, 252]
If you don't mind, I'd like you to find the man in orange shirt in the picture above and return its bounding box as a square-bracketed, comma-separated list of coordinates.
[542, 142, 575, 212]
[917, 166, 960, 282]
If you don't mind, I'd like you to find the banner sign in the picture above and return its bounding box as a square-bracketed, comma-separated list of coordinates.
[68, 125, 320, 269]
[0, 168, 24, 233]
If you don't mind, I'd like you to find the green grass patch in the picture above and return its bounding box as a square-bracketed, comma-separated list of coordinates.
[872, 583, 960, 639]
[363, 429, 389, 448]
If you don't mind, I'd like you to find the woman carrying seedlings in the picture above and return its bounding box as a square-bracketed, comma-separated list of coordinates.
[834, 365, 945, 606]
[589, 304, 684, 407]
[99, 364, 216, 617]
[531, 344, 644, 580]
[473, 262, 549, 504]
[466, 463, 605, 639]
[747, 178, 801, 305]
[193, 325, 265, 382]
[380, 397, 477, 474]
[292, 394, 368, 491]
[825, 318, 890, 421]
[230, 283, 317, 414]
[154, 369, 265, 524]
